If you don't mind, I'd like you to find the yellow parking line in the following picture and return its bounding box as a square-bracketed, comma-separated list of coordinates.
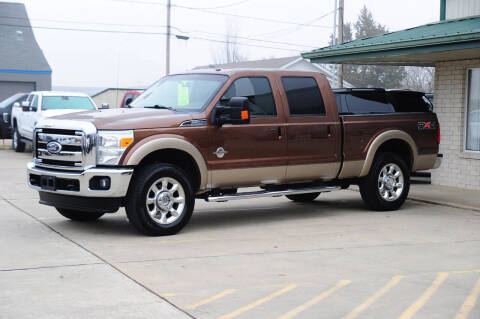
[398, 272, 449, 319]
[343, 276, 404, 319]
[277, 280, 351, 319]
[185, 289, 236, 310]
[454, 277, 480, 319]
[452, 269, 480, 274]
[218, 284, 297, 319]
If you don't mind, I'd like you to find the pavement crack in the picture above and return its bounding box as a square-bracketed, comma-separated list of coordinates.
[0, 262, 104, 272]
[2, 196, 196, 319]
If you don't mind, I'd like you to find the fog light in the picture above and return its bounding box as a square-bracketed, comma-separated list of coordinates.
[89, 176, 111, 190]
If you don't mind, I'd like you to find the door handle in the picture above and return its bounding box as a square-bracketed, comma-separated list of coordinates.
[268, 127, 283, 140]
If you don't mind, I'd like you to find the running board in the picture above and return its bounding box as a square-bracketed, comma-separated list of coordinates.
[206, 186, 341, 202]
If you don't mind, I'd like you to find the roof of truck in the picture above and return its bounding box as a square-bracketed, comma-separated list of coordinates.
[181, 68, 326, 76]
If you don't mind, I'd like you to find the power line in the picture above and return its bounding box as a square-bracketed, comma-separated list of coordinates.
[179, 0, 250, 9]
[0, 15, 317, 48]
[173, 4, 332, 29]
[0, 22, 301, 52]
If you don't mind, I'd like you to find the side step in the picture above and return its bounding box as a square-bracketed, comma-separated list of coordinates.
[206, 186, 341, 202]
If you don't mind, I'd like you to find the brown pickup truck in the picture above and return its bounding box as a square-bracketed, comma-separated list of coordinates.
[27, 70, 441, 236]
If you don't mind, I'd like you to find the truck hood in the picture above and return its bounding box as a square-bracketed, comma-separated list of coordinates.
[50, 107, 194, 130]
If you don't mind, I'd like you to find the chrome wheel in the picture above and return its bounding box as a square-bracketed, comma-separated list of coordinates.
[145, 177, 185, 225]
[377, 163, 404, 202]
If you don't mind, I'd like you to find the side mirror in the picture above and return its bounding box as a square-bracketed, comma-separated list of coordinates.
[125, 98, 133, 106]
[3, 112, 8, 124]
[211, 97, 250, 126]
[100, 103, 109, 109]
[21, 101, 30, 112]
[13, 102, 20, 108]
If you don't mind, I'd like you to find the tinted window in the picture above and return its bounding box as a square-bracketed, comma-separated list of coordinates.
[387, 92, 432, 112]
[222, 77, 276, 117]
[345, 91, 394, 113]
[282, 77, 326, 116]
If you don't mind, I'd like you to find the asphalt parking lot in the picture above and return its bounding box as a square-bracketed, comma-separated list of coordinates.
[1, 148, 480, 319]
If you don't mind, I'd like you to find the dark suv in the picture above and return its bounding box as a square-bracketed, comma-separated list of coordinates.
[0, 93, 28, 139]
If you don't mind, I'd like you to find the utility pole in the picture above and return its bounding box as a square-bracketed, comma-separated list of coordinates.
[166, 0, 171, 75]
[332, 0, 337, 45]
[337, 0, 344, 88]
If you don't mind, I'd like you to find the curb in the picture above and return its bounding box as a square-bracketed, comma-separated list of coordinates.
[407, 197, 480, 213]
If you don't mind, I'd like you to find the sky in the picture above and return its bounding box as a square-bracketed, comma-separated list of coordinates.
[10, 0, 440, 88]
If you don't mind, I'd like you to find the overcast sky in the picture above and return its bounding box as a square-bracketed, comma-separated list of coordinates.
[11, 0, 440, 88]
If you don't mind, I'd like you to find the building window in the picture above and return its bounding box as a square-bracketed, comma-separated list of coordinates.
[466, 68, 480, 152]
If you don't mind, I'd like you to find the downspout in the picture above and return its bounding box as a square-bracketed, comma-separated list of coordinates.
[440, 0, 446, 20]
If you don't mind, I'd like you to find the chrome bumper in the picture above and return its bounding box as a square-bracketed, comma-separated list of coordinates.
[433, 154, 443, 169]
[27, 162, 133, 197]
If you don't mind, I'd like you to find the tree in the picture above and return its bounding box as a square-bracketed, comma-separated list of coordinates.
[402, 67, 435, 92]
[332, 6, 406, 88]
[212, 24, 248, 64]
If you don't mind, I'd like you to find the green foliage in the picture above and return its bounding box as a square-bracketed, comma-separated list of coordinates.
[335, 6, 406, 88]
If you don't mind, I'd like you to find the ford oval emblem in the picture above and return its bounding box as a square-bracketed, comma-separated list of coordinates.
[46, 141, 62, 154]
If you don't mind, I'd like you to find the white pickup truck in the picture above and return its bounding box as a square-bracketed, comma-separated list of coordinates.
[11, 91, 98, 152]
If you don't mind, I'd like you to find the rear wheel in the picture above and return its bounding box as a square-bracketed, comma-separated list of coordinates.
[56, 208, 104, 221]
[125, 163, 195, 236]
[12, 126, 25, 152]
[359, 152, 410, 211]
[286, 192, 320, 202]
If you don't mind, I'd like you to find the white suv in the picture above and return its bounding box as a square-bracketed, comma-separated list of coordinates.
[11, 91, 98, 152]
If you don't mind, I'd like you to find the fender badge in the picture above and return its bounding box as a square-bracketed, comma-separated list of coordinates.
[214, 147, 228, 159]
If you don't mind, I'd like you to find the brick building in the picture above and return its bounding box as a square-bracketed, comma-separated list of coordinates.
[302, 0, 480, 190]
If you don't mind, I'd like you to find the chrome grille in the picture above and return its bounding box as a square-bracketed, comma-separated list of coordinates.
[35, 129, 85, 170]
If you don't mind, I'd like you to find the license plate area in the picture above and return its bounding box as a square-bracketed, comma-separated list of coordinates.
[40, 175, 56, 191]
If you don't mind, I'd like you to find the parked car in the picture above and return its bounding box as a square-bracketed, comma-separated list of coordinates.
[0, 93, 28, 139]
[27, 70, 441, 236]
[119, 90, 142, 108]
[11, 91, 98, 152]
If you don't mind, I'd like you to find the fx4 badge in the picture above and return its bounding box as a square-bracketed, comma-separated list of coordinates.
[417, 121, 437, 131]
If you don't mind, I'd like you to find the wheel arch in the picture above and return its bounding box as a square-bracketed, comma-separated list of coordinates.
[359, 130, 418, 177]
[122, 135, 208, 191]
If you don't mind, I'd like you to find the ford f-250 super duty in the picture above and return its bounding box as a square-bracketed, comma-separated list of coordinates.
[27, 70, 442, 236]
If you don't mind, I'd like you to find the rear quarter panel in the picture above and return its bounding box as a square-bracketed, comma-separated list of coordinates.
[341, 112, 439, 177]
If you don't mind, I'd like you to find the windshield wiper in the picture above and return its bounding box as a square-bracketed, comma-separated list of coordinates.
[144, 105, 175, 111]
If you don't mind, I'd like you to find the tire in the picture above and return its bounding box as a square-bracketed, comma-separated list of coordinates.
[56, 208, 105, 221]
[359, 152, 410, 211]
[12, 126, 25, 152]
[286, 192, 320, 202]
[125, 163, 195, 236]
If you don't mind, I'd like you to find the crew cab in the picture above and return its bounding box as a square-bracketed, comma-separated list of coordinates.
[0, 92, 28, 139]
[11, 91, 98, 152]
[26, 70, 442, 236]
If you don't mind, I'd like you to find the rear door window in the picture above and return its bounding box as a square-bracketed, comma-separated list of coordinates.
[344, 91, 394, 113]
[221, 77, 276, 117]
[387, 92, 432, 112]
[281, 77, 326, 116]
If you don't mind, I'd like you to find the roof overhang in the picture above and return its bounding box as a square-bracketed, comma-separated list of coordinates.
[302, 16, 480, 67]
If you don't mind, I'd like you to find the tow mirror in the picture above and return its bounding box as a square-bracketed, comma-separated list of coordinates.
[212, 97, 250, 126]
[3, 112, 8, 124]
[100, 103, 109, 109]
[21, 101, 30, 112]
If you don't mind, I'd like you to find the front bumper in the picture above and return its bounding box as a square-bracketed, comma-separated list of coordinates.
[27, 162, 133, 197]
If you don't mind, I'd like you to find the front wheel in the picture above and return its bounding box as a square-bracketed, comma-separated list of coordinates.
[12, 127, 25, 152]
[359, 152, 410, 211]
[56, 208, 105, 221]
[125, 163, 195, 236]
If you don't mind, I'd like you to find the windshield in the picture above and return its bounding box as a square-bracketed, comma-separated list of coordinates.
[130, 74, 228, 111]
[41, 96, 96, 110]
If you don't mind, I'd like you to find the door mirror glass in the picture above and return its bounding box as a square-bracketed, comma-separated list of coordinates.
[212, 97, 250, 126]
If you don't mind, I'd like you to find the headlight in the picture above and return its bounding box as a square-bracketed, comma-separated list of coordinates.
[96, 130, 134, 165]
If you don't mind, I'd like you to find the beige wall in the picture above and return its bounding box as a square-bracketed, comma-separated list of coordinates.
[431, 59, 480, 190]
[92, 89, 131, 109]
[446, 0, 480, 19]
